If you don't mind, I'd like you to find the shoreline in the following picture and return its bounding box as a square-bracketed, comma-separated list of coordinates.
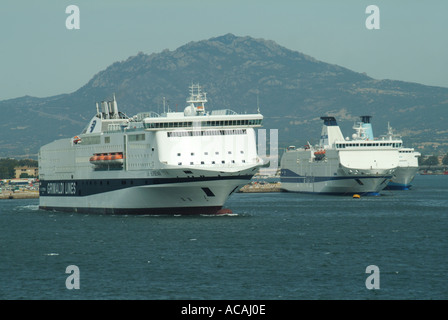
[0, 191, 39, 200]
[2, 174, 446, 199]
[239, 183, 283, 193]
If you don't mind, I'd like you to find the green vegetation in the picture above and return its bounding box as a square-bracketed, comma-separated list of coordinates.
[443, 154, 448, 165]
[420, 155, 439, 166]
[0, 158, 38, 179]
[418, 153, 448, 166]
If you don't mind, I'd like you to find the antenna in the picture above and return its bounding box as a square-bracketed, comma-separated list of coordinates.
[256, 90, 260, 114]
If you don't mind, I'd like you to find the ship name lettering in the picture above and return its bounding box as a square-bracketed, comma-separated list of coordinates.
[47, 182, 76, 195]
[148, 170, 162, 177]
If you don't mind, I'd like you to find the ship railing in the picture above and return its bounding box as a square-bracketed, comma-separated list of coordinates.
[209, 109, 238, 116]
[105, 122, 144, 133]
[136, 112, 160, 121]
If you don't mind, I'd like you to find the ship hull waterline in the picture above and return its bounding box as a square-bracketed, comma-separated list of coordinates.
[39, 176, 252, 215]
[386, 166, 419, 190]
[280, 170, 393, 196]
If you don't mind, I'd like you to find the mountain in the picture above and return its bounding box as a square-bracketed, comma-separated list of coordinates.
[1, 33, 447, 158]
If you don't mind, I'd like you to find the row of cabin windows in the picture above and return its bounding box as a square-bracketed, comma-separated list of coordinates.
[79, 180, 151, 186]
[104, 134, 145, 143]
[176, 150, 246, 166]
[144, 119, 262, 129]
[167, 129, 246, 137]
[336, 142, 402, 148]
[178, 160, 246, 166]
[78, 135, 145, 145]
[177, 151, 244, 156]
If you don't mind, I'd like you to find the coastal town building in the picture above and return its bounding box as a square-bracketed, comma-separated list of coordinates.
[14, 166, 38, 179]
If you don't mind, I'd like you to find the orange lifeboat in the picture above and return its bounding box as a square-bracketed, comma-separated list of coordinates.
[107, 152, 124, 166]
[90, 152, 124, 167]
[112, 152, 124, 165]
[114, 153, 123, 160]
[314, 149, 326, 160]
[73, 136, 81, 144]
[89, 153, 103, 165]
[110, 152, 123, 160]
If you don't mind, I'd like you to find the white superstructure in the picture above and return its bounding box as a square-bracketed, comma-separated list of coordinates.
[280, 116, 399, 195]
[39, 84, 264, 214]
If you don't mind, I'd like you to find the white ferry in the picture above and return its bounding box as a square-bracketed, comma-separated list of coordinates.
[388, 148, 420, 190]
[38, 84, 264, 214]
[377, 122, 420, 190]
[280, 116, 400, 195]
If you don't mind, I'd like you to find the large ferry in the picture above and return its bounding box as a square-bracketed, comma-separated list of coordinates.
[280, 116, 400, 195]
[38, 84, 264, 214]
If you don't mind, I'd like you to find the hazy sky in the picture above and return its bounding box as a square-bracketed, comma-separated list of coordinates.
[1, 0, 447, 100]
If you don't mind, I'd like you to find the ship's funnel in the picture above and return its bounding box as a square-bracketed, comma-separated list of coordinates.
[110, 95, 118, 118]
[360, 115, 374, 140]
[101, 101, 109, 119]
[319, 116, 344, 147]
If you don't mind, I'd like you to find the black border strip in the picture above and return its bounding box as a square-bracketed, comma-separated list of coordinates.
[39, 175, 253, 197]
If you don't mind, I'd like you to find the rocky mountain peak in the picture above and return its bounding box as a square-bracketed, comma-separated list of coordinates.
[0, 34, 447, 158]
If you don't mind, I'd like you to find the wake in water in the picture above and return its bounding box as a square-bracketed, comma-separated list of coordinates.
[14, 204, 40, 211]
[200, 212, 239, 217]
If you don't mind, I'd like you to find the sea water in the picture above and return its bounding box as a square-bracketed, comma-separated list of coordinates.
[0, 174, 447, 300]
